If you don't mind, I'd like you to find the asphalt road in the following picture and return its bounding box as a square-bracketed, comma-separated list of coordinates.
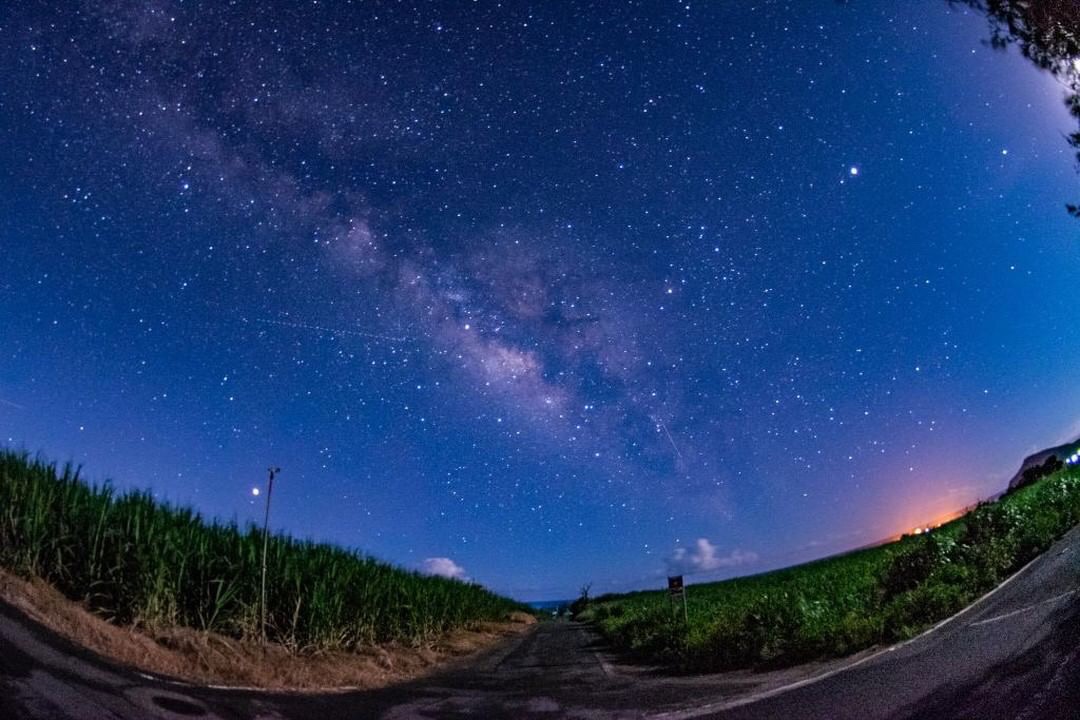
[2, 525, 1078, 719]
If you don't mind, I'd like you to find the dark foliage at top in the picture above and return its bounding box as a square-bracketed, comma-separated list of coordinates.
[957, 0, 1080, 214]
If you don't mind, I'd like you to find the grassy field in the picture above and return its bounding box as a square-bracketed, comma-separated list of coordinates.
[0, 450, 529, 650]
[581, 464, 1080, 672]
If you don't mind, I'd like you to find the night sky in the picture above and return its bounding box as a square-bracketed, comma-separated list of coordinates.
[1, 1, 1078, 601]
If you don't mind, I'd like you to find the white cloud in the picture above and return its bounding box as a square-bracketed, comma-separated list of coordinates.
[421, 557, 469, 581]
[666, 538, 758, 576]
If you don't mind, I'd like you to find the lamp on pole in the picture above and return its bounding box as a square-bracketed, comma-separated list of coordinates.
[260, 466, 280, 644]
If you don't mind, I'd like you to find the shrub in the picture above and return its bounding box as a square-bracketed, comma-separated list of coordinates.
[881, 531, 957, 599]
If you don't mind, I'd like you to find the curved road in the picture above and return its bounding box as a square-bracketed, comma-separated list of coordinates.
[2, 526, 1078, 719]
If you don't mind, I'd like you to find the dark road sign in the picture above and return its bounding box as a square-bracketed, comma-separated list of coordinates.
[667, 575, 684, 594]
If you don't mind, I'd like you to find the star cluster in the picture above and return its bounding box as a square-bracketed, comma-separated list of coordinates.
[1, 1, 1078, 599]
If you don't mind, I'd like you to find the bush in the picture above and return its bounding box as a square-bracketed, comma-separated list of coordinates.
[1014, 512, 1061, 564]
[882, 579, 973, 640]
[880, 531, 957, 599]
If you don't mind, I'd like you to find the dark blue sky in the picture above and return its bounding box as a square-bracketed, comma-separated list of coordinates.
[1, 1, 1077, 600]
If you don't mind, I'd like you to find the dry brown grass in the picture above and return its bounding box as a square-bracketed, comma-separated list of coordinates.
[0, 568, 533, 691]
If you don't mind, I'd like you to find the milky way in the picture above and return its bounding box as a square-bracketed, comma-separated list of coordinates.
[1, 1, 1078, 599]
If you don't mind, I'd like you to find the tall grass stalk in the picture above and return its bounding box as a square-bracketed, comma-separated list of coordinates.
[0, 450, 527, 650]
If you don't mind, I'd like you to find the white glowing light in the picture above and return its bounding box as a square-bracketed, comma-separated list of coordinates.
[251, 487, 260, 496]
[849, 166, 859, 176]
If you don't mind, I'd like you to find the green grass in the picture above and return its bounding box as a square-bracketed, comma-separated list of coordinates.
[582, 465, 1080, 672]
[0, 449, 529, 650]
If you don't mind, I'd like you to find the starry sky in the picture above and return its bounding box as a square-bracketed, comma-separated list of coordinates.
[1, 1, 1078, 601]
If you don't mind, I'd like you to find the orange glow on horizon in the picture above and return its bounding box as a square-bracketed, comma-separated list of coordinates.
[879, 502, 977, 544]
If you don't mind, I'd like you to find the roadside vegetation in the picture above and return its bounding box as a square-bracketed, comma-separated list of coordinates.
[580, 464, 1080, 672]
[0, 450, 529, 651]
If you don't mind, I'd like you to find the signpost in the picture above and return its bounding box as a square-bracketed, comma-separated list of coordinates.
[667, 575, 688, 624]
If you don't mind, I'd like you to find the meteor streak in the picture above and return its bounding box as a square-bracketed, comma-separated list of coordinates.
[654, 417, 684, 464]
[247, 317, 409, 344]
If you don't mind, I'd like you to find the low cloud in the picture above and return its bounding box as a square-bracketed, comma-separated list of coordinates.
[420, 557, 469, 581]
[666, 538, 758, 576]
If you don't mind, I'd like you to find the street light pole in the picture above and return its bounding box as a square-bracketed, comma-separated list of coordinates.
[260, 466, 280, 644]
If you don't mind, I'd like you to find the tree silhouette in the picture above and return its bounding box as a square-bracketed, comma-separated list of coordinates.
[953, 1, 1080, 215]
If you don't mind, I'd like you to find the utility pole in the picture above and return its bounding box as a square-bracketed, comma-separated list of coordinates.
[260, 466, 280, 644]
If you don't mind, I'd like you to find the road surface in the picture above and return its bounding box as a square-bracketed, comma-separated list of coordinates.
[2, 525, 1078, 719]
